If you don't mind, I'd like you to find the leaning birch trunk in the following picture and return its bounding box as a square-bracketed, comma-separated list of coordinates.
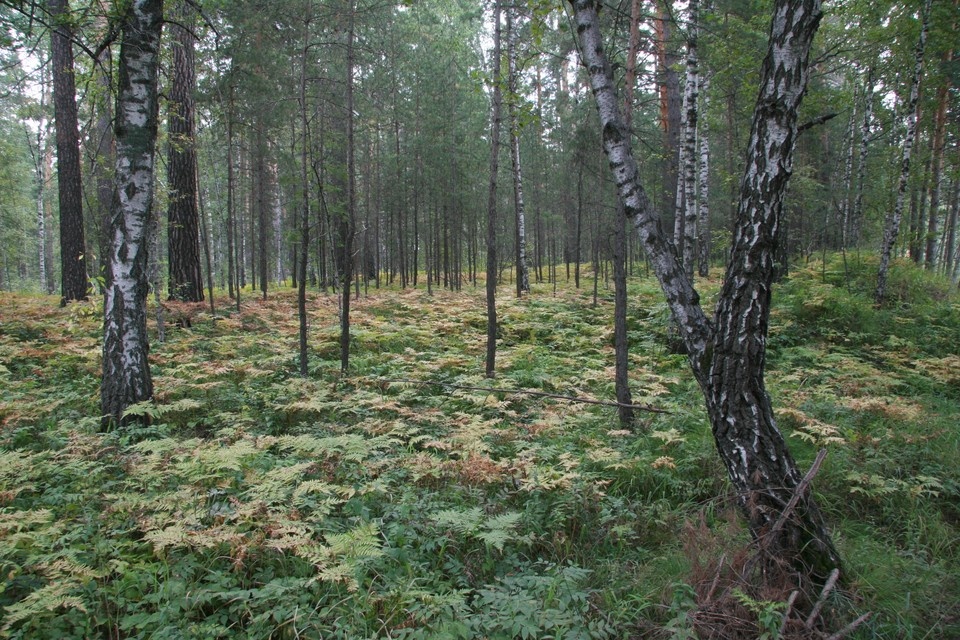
[507, 5, 530, 296]
[697, 75, 711, 276]
[569, 0, 841, 577]
[680, 0, 699, 280]
[876, 0, 931, 304]
[101, 0, 164, 426]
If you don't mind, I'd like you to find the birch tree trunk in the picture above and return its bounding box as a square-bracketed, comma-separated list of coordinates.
[570, 0, 840, 577]
[166, 0, 203, 302]
[507, 5, 529, 297]
[680, 0, 699, 279]
[924, 81, 950, 269]
[850, 70, 873, 247]
[49, 0, 89, 303]
[101, 0, 164, 426]
[485, 0, 503, 378]
[839, 92, 856, 248]
[697, 76, 711, 277]
[876, 0, 932, 304]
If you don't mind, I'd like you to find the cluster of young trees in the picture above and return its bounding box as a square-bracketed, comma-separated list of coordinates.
[0, 0, 957, 596]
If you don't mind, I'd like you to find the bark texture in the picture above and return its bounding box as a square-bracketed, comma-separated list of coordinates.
[485, 0, 503, 379]
[101, 0, 164, 426]
[507, 6, 529, 297]
[49, 0, 88, 303]
[166, 0, 204, 301]
[876, 0, 931, 304]
[697, 76, 711, 277]
[570, 0, 840, 576]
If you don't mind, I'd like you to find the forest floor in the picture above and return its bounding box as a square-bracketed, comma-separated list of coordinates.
[1, 256, 958, 639]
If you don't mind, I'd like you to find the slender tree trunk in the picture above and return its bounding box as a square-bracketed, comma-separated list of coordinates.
[697, 76, 711, 276]
[944, 169, 959, 278]
[656, 0, 682, 220]
[680, 0, 699, 278]
[485, 0, 503, 379]
[925, 82, 950, 269]
[506, 6, 529, 297]
[339, 1, 356, 373]
[839, 89, 857, 249]
[101, 0, 163, 426]
[851, 70, 873, 247]
[570, 0, 840, 578]
[876, 0, 932, 304]
[93, 38, 115, 291]
[166, 0, 203, 301]
[226, 87, 236, 301]
[49, 0, 88, 303]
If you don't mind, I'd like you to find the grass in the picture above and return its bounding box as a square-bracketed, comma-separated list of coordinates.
[0, 257, 957, 638]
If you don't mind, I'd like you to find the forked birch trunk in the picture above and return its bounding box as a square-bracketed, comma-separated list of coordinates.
[680, 0, 699, 279]
[876, 0, 931, 304]
[697, 76, 711, 277]
[570, 0, 841, 576]
[101, 0, 164, 426]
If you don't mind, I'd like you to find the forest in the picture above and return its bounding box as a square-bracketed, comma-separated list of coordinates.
[0, 0, 958, 637]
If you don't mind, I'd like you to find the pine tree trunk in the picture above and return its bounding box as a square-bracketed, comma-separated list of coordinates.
[877, 0, 932, 304]
[49, 0, 88, 303]
[166, 0, 203, 301]
[656, 0, 682, 222]
[101, 0, 163, 426]
[485, 0, 503, 379]
[570, 0, 840, 577]
[339, 1, 356, 373]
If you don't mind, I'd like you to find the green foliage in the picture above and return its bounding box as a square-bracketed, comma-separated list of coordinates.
[0, 262, 958, 637]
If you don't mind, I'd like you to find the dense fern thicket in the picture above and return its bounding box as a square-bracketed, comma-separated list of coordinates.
[1, 259, 957, 638]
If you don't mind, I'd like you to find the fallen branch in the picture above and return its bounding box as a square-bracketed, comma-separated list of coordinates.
[824, 612, 872, 640]
[770, 448, 829, 541]
[375, 378, 670, 414]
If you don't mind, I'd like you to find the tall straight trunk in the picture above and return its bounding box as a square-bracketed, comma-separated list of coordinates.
[339, 2, 356, 373]
[485, 0, 503, 379]
[93, 39, 115, 290]
[49, 0, 88, 303]
[697, 76, 711, 276]
[101, 0, 163, 426]
[613, 0, 643, 426]
[679, 0, 699, 278]
[839, 90, 857, 249]
[506, 6, 529, 296]
[298, 8, 313, 376]
[851, 70, 873, 247]
[226, 87, 236, 301]
[166, 0, 203, 301]
[570, 0, 840, 578]
[925, 82, 950, 269]
[656, 0, 682, 219]
[256, 124, 269, 300]
[876, 0, 932, 304]
[944, 170, 959, 277]
[908, 156, 929, 263]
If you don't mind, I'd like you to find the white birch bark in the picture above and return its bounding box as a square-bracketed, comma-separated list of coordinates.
[851, 71, 873, 247]
[507, 5, 529, 295]
[680, 0, 699, 279]
[876, 0, 932, 304]
[101, 0, 164, 425]
[697, 76, 711, 276]
[839, 92, 857, 248]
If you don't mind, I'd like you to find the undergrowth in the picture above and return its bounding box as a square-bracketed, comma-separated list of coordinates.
[0, 257, 957, 638]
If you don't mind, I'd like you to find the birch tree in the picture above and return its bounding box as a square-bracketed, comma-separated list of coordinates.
[101, 0, 164, 426]
[569, 0, 841, 577]
[506, 4, 529, 296]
